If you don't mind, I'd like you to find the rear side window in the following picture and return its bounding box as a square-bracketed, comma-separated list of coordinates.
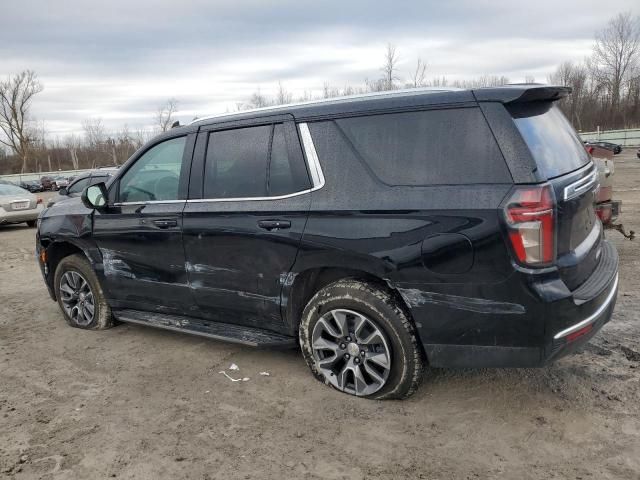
[509, 103, 590, 179]
[204, 123, 310, 198]
[204, 125, 271, 198]
[334, 108, 510, 186]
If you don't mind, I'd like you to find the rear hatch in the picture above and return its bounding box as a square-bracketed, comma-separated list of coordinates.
[508, 102, 601, 290]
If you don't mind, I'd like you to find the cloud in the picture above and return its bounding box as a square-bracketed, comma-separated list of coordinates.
[0, 0, 637, 135]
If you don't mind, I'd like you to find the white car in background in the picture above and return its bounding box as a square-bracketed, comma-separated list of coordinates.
[0, 183, 44, 227]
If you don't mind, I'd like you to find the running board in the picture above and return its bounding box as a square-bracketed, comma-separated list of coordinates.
[113, 309, 297, 349]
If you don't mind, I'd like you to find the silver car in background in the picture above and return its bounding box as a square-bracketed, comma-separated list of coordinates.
[0, 184, 44, 227]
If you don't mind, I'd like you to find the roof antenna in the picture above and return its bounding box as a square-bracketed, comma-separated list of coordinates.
[171, 120, 180, 128]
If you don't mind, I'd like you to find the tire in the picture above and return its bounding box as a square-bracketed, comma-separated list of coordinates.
[26, 220, 36, 228]
[54, 253, 114, 330]
[299, 279, 423, 400]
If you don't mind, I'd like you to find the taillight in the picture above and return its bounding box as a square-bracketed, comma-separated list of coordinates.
[503, 185, 555, 267]
[36, 197, 43, 205]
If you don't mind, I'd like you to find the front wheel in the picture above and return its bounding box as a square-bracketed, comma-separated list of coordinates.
[299, 279, 424, 400]
[54, 254, 114, 330]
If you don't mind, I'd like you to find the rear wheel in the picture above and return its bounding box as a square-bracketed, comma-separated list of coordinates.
[299, 279, 423, 400]
[54, 254, 114, 330]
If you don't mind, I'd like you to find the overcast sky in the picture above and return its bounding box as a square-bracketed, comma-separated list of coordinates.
[1, 0, 638, 136]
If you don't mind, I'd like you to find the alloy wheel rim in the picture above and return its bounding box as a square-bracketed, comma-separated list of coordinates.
[311, 308, 391, 396]
[59, 271, 95, 327]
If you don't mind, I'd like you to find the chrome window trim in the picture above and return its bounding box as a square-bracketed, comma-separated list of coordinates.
[563, 163, 598, 201]
[298, 122, 325, 189]
[113, 200, 186, 206]
[553, 273, 619, 340]
[185, 122, 325, 204]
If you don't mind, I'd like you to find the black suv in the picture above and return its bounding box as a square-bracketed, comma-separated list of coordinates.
[36, 85, 619, 399]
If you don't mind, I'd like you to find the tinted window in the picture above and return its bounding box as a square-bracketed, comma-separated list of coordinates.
[67, 177, 91, 194]
[334, 108, 510, 185]
[119, 136, 186, 202]
[509, 103, 590, 179]
[269, 124, 311, 196]
[204, 125, 271, 198]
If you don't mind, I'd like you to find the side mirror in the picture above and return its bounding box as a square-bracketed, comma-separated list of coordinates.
[81, 182, 108, 210]
[58, 187, 68, 196]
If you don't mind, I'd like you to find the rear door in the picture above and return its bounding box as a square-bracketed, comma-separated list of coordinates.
[182, 116, 312, 331]
[509, 102, 600, 289]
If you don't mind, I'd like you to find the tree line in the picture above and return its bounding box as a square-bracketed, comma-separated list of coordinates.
[1, 12, 638, 175]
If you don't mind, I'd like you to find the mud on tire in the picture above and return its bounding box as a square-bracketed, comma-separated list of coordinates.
[54, 253, 114, 330]
[299, 279, 424, 400]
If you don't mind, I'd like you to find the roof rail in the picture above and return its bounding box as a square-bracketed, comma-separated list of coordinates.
[190, 87, 460, 125]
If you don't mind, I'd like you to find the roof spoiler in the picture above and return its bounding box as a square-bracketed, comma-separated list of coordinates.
[472, 84, 571, 104]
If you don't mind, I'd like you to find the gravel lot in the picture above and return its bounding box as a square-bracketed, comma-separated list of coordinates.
[1, 151, 639, 480]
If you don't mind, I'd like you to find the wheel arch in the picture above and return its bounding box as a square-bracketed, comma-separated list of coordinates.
[41, 239, 99, 299]
[283, 266, 416, 338]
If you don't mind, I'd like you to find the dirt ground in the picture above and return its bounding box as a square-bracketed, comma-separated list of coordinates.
[1, 151, 639, 480]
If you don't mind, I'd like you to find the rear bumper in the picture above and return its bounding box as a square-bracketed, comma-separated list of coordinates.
[0, 206, 42, 224]
[414, 240, 619, 368]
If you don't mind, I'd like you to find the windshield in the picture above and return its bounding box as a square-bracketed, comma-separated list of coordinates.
[509, 103, 590, 179]
[0, 184, 29, 196]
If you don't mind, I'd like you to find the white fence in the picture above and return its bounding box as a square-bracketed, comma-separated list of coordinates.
[580, 128, 640, 147]
[0, 169, 92, 184]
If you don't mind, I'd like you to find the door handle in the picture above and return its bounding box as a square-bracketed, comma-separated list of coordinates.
[152, 219, 178, 229]
[258, 220, 291, 231]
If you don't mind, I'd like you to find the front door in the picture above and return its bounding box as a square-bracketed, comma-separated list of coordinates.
[93, 134, 195, 314]
[182, 119, 312, 332]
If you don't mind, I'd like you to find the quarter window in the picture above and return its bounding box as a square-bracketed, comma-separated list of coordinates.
[334, 108, 511, 185]
[119, 137, 186, 202]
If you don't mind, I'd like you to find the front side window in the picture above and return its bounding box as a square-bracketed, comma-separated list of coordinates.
[119, 137, 186, 202]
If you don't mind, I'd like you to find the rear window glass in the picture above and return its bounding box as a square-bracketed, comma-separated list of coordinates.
[509, 103, 590, 179]
[334, 108, 510, 186]
[0, 184, 28, 195]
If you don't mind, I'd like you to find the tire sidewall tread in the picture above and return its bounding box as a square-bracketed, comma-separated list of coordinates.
[53, 253, 113, 330]
[299, 279, 423, 400]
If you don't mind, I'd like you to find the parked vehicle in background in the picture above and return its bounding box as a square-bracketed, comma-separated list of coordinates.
[586, 144, 635, 240]
[47, 168, 118, 207]
[54, 176, 70, 189]
[585, 141, 622, 155]
[40, 176, 57, 191]
[0, 178, 16, 185]
[0, 183, 44, 227]
[37, 85, 619, 400]
[19, 180, 44, 193]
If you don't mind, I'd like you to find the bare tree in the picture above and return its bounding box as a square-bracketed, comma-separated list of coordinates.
[64, 134, 81, 169]
[590, 13, 640, 111]
[82, 118, 106, 168]
[411, 58, 428, 88]
[276, 82, 292, 105]
[156, 98, 179, 132]
[0, 70, 43, 173]
[248, 88, 270, 108]
[381, 43, 400, 90]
